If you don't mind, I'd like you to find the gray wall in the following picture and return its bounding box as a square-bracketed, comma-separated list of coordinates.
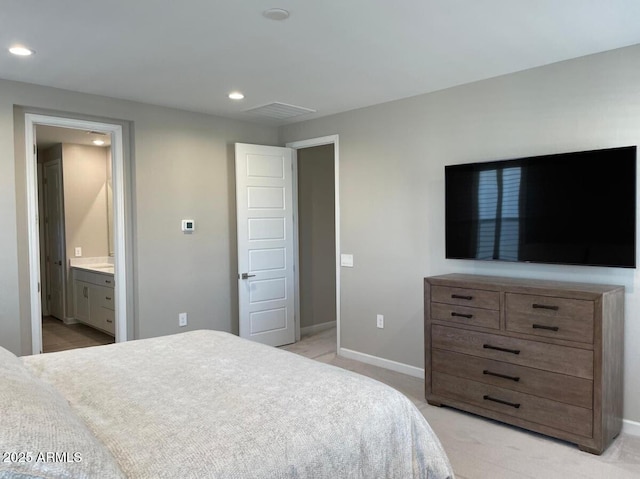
[297, 145, 336, 329]
[1, 78, 278, 356]
[280, 44, 640, 422]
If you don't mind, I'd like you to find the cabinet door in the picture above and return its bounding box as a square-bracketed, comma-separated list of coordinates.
[74, 280, 91, 322]
[100, 308, 116, 335]
[90, 285, 115, 333]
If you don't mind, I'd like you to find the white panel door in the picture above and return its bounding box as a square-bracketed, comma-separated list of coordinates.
[235, 143, 295, 346]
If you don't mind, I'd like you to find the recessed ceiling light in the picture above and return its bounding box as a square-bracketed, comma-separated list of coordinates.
[228, 92, 245, 100]
[92, 140, 105, 146]
[263, 8, 290, 21]
[9, 46, 35, 56]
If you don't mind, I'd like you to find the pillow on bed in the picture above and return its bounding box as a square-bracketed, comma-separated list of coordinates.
[0, 346, 125, 479]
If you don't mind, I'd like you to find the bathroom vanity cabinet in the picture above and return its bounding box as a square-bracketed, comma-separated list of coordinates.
[72, 268, 115, 336]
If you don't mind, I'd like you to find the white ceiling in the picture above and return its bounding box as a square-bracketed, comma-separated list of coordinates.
[3, 1, 640, 126]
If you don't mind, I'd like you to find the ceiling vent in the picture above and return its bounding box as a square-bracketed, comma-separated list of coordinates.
[244, 102, 316, 121]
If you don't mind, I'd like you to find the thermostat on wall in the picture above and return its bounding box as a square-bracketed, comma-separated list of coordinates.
[182, 219, 195, 233]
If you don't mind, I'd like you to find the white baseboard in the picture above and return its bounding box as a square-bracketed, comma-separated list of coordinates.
[339, 347, 425, 379]
[300, 320, 336, 337]
[623, 419, 640, 437]
[62, 317, 79, 325]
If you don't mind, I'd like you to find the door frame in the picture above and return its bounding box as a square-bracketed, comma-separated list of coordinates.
[286, 135, 340, 350]
[25, 113, 128, 353]
[41, 158, 67, 321]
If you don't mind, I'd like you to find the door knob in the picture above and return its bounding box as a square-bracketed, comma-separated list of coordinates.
[240, 273, 256, 279]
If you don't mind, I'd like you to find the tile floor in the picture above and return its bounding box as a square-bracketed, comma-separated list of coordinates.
[41, 316, 114, 353]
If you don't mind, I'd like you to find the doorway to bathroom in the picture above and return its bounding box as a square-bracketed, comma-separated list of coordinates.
[25, 113, 129, 354]
[36, 126, 116, 352]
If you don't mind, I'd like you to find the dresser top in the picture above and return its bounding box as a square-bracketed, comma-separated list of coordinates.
[426, 273, 624, 296]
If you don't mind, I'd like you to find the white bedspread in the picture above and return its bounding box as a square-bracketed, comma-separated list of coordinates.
[22, 330, 453, 478]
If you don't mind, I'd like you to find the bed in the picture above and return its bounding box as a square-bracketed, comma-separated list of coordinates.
[1, 330, 453, 478]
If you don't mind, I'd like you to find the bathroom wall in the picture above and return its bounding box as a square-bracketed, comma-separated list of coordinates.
[61, 143, 110, 316]
[61, 143, 110, 261]
[39, 143, 110, 319]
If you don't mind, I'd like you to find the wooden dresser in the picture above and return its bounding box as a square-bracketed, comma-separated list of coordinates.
[424, 274, 624, 454]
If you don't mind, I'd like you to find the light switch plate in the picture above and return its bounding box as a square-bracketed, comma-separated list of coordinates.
[74, 247, 82, 257]
[340, 254, 354, 267]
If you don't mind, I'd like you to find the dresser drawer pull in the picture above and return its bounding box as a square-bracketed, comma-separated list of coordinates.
[106, 319, 113, 323]
[105, 296, 112, 301]
[483, 344, 520, 355]
[451, 294, 473, 300]
[532, 303, 559, 311]
[451, 312, 473, 319]
[483, 395, 521, 409]
[483, 370, 520, 382]
[532, 324, 559, 331]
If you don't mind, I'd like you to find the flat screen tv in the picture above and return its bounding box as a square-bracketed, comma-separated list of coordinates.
[445, 146, 637, 268]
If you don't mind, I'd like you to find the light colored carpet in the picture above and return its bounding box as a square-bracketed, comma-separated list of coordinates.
[282, 327, 640, 479]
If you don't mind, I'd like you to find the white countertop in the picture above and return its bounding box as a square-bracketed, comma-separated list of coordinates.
[69, 257, 114, 275]
[71, 264, 114, 275]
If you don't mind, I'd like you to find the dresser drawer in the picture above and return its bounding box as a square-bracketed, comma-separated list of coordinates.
[432, 325, 594, 379]
[431, 285, 499, 310]
[433, 372, 593, 437]
[432, 349, 593, 408]
[431, 303, 499, 329]
[506, 293, 594, 344]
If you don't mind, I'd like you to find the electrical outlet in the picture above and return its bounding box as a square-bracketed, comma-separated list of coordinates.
[376, 314, 384, 329]
[178, 312, 188, 327]
[74, 247, 82, 257]
[340, 254, 354, 267]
